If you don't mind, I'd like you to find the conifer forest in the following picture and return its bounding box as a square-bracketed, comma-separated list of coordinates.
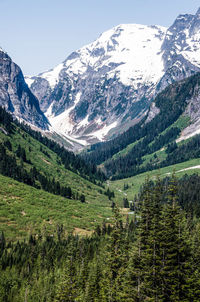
[1, 176, 200, 301]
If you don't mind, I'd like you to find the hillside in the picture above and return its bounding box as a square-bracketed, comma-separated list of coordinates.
[0, 107, 115, 239]
[109, 158, 200, 201]
[0, 174, 112, 241]
[84, 72, 200, 179]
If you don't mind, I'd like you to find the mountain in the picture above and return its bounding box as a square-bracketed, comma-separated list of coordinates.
[26, 8, 200, 145]
[84, 72, 200, 179]
[0, 48, 49, 130]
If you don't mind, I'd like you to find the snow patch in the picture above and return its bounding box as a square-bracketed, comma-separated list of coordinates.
[177, 165, 200, 173]
[177, 125, 200, 142]
[39, 63, 64, 88]
[25, 77, 34, 87]
[90, 120, 118, 141]
[46, 92, 83, 137]
[78, 115, 89, 127]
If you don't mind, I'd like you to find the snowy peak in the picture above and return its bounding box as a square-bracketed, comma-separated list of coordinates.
[195, 7, 200, 16]
[25, 8, 200, 147]
[161, 8, 200, 72]
[64, 23, 167, 86]
[33, 23, 167, 90]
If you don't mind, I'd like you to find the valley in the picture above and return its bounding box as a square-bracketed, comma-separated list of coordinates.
[1, 5, 200, 302]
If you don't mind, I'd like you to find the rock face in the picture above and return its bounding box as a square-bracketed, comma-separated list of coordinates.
[0, 48, 48, 130]
[178, 81, 200, 141]
[26, 8, 200, 144]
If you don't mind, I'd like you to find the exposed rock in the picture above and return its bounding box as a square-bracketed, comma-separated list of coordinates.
[26, 8, 200, 144]
[0, 49, 49, 129]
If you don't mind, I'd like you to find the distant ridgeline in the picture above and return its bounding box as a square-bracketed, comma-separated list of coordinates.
[84, 73, 200, 179]
[0, 106, 105, 199]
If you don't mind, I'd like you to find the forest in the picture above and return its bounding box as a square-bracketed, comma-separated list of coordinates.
[84, 73, 200, 179]
[1, 175, 200, 301]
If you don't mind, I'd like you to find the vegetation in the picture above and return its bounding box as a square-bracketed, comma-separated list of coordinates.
[84, 73, 200, 179]
[1, 176, 200, 301]
[0, 106, 105, 185]
[109, 157, 200, 202]
[0, 106, 113, 205]
[2, 73, 200, 301]
[0, 174, 113, 241]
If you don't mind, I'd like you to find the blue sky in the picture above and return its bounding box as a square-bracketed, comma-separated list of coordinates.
[0, 0, 199, 75]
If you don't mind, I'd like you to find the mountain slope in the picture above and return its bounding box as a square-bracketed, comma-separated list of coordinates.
[0, 173, 112, 240]
[0, 48, 49, 130]
[84, 72, 200, 179]
[0, 107, 107, 202]
[26, 8, 200, 145]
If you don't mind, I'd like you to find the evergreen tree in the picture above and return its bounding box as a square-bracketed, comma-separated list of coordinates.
[159, 175, 191, 302]
[100, 206, 127, 302]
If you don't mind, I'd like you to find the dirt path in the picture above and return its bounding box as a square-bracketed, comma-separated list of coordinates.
[177, 165, 200, 173]
[165, 165, 200, 176]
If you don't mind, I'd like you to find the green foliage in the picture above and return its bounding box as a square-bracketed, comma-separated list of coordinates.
[0, 174, 112, 241]
[1, 175, 200, 301]
[84, 73, 200, 179]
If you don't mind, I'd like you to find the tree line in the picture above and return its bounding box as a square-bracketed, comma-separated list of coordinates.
[84, 73, 200, 178]
[0, 142, 73, 199]
[0, 105, 105, 184]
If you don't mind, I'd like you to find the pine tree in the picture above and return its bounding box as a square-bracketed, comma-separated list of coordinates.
[188, 223, 200, 301]
[84, 257, 102, 302]
[100, 206, 127, 302]
[54, 237, 79, 302]
[159, 175, 191, 302]
[141, 176, 163, 301]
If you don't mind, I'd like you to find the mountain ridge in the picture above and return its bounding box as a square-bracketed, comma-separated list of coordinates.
[25, 8, 200, 146]
[0, 48, 49, 130]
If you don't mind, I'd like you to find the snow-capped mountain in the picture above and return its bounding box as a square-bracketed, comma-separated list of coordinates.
[0, 48, 48, 130]
[26, 8, 200, 146]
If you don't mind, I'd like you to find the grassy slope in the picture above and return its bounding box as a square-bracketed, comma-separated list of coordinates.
[0, 116, 197, 240]
[0, 125, 116, 240]
[0, 125, 111, 204]
[109, 158, 200, 202]
[139, 116, 191, 168]
[0, 174, 112, 241]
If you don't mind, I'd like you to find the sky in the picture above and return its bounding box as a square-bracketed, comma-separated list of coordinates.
[0, 0, 199, 76]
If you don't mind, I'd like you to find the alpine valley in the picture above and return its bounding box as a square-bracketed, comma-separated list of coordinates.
[2, 6, 200, 302]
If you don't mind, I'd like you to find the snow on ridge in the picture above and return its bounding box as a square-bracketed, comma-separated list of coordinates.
[28, 23, 167, 89]
[89, 120, 118, 141]
[25, 77, 34, 87]
[39, 63, 64, 89]
[0, 47, 6, 54]
[61, 23, 167, 86]
[181, 33, 200, 68]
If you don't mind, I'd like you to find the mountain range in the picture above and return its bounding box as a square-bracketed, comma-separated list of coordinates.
[1, 8, 200, 149]
[24, 8, 200, 147]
